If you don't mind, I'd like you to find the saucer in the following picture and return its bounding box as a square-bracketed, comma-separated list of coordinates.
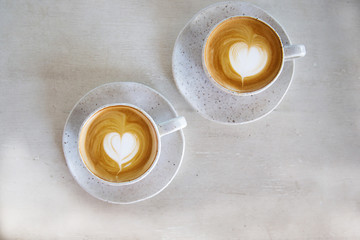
[172, 1, 295, 124]
[62, 82, 185, 204]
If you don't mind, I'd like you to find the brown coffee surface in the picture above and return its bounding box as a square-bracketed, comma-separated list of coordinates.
[78, 105, 158, 183]
[204, 17, 283, 93]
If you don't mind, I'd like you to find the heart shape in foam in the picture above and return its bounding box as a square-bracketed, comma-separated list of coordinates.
[103, 132, 139, 167]
[229, 42, 268, 79]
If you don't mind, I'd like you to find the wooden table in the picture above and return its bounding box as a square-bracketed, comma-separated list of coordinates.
[1, 0, 359, 239]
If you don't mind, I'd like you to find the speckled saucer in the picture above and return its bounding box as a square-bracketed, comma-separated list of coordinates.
[62, 82, 185, 204]
[172, 1, 295, 124]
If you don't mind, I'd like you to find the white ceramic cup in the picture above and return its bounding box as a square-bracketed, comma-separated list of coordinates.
[202, 16, 306, 96]
[78, 103, 187, 186]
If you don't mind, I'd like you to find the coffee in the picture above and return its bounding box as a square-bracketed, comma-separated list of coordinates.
[78, 105, 158, 183]
[204, 16, 283, 93]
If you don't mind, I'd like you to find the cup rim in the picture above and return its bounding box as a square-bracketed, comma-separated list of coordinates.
[202, 15, 285, 96]
[77, 103, 161, 186]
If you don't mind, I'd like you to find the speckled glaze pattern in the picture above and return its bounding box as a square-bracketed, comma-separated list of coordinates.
[62, 82, 185, 204]
[172, 1, 295, 124]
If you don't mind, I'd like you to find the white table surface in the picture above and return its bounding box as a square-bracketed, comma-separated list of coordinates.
[1, 0, 359, 239]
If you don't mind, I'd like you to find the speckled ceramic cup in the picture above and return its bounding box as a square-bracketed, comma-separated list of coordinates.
[202, 15, 306, 96]
[78, 103, 187, 186]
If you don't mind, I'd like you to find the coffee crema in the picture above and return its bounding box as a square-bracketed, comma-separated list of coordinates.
[78, 105, 158, 183]
[204, 16, 283, 93]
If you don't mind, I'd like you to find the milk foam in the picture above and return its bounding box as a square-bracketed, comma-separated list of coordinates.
[103, 132, 140, 170]
[204, 17, 283, 93]
[78, 105, 158, 183]
[229, 42, 268, 79]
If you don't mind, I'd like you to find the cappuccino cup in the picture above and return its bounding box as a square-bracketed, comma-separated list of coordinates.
[202, 16, 306, 95]
[78, 103, 187, 185]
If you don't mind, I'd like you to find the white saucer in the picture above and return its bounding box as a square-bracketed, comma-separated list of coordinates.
[62, 82, 185, 204]
[172, 1, 295, 124]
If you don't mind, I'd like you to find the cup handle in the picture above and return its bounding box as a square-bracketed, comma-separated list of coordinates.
[284, 44, 306, 61]
[158, 116, 187, 137]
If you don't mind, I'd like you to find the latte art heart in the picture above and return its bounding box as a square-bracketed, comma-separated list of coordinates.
[229, 42, 268, 79]
[103, 132, 140, 170]
[203, 17, 283, 93]
[78, 105, 158, 183]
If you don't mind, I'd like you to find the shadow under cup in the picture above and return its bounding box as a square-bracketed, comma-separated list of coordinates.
[78, 104, 160, 185]
[203, 16, 284, 95]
